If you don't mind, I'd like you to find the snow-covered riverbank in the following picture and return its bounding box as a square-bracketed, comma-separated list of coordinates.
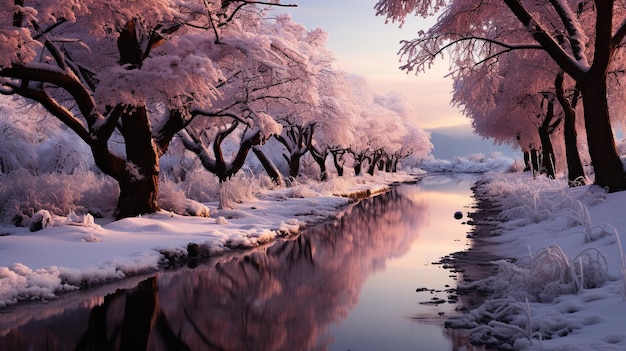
[0, 172, 417, 308]
[449, 173, 626, 351]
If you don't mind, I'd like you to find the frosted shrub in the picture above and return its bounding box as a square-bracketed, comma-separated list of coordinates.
[483, 173, 569, 226]
[453, 298, 543, 349]
[0, 169, 118, 224]
[572, 248, 609, 289]
[158, 177, 188, 215]
[218, 172, 265, 209]
[180, 168, 220, 203]
[72, 172, 118, 217]
[451, 245, 614, 348]
[563, 199, 611, 242]
[471, 245, 611, 304]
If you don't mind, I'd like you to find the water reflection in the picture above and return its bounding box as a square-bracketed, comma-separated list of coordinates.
[0, 177, 483, 351]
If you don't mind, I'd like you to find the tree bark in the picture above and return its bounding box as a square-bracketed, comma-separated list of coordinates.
[252, 147, 283, 185]
[538, 99, 557, 179]
[530, 149, 540, 175]
[116, 106, 160, 218]
[555, 72, 586, 186]
[310, 147, 328, 181]
[578, 74, 625, 191]
[110, 21, 161, 218]
[331, 150, 345, 177]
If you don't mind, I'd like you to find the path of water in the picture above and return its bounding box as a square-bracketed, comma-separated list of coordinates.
[0, 174, 489, 350]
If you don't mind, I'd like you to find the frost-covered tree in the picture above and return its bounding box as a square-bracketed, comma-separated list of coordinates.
[268, 25, 334, 180]
[376, 0, 626, 191]
[176, 15, 321, 184]
[344, 75, 431, 176]
[0, 0, 295, 218]
[309, 70, 360, 180]
[373, 91, 432, 171]
[452, 49, 586, 183]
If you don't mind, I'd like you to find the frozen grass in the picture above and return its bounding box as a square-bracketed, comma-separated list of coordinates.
[454, 172, 626, 350]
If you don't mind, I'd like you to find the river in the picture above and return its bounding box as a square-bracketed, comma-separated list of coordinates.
[0, 174, 489, 350]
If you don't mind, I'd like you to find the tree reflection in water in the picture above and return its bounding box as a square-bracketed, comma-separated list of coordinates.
[0, 186, 431, 351]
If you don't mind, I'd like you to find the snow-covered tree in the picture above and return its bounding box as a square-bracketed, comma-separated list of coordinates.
[0, 0, 295, 218]
[344, 75, 432, 176]
[268, 25, 334, 180]
[309, 70, 360, 180]
[451, 49, 587, 182]
[175, 15, 322, 184]
[375, 0, 626, 191]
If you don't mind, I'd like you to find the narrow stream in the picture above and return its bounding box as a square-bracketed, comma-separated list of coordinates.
[0, 174, 488, 350]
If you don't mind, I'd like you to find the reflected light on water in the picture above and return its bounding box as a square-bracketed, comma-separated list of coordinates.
[327, 175, 482, 351]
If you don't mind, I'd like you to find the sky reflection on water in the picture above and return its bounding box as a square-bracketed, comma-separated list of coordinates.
[326, 174, 482, 351]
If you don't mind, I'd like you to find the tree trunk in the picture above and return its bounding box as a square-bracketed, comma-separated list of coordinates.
[578, 75, 625, 191]
[310, 147, 328, 181]
[538, 127, 556, 179]
[562, 113, 586, 186]
[112, 21, 160, 218]
[555, 73, 586, 186]
[115, 106, 160, 218]
[538, 99, 557, 179]
[523, 151, 531, 172]
[331, 150, 344, 177]
[252, 147, 283, 185]
[530, 149, 540, 175]
[288, 154, 302, 179]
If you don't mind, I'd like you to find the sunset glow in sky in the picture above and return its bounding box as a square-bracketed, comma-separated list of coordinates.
[280, 0, 468, 129]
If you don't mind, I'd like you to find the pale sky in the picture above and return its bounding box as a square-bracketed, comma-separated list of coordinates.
[277, 0, 469, 130]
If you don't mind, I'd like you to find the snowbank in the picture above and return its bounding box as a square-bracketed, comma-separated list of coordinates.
[449, 173, 626, 351]
[0, 172, 415, 308]
[420, 152, 516, 174]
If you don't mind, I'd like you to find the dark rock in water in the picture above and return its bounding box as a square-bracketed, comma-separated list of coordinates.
[454, 211, 463, 220]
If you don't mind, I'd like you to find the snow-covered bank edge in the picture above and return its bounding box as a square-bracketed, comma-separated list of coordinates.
[446, 173, 626, 351]
[0, 173, 418, 309]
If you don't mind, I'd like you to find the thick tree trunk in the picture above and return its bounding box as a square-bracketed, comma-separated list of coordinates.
[578, 76, 625, 191]
[116, 175, 159, 219]
[116, 106, 160, 218]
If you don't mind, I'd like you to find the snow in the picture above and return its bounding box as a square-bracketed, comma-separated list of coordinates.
[448, 172, 626, 350]
[2, 159, 626, 351]
[0, 172, 408, 308]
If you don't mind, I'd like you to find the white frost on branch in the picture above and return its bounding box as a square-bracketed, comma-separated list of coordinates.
[254, 112, 283, 141]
